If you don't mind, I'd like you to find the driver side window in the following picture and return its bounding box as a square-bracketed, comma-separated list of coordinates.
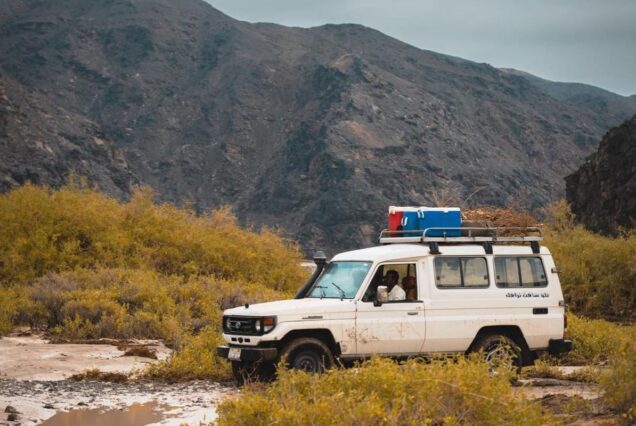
[363, 263, 418, 302]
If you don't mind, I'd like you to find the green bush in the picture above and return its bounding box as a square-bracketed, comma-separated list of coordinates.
[0, 289, 17, 334]
[544, 201, 636, 322]
[216, 357, 549, 426]
[549, 314, 636, 420]
[600, 337, 636, 421]
[0, 183, 306, 289]
[0, 266, 291, 379]
[564, 314, 635, 365]
[0, 184, 305, 379]
[143, 327, 231, 382]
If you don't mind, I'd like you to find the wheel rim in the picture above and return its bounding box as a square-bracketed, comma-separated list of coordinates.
[484, 341, 518, 371]
[292, 350, 322, 372]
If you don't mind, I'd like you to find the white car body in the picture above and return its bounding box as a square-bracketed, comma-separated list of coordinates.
[219, 242, 569, 365]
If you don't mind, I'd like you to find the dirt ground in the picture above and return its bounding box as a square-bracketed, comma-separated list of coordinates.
[0, 333, 233, 425]
[0, 333, 618, 425]
[0, 334, 171, 381]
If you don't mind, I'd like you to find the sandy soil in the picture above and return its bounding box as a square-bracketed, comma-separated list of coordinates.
[0, 334, 171, 381]
[515, 377, 601, 400]
[0, 334, 234, 425]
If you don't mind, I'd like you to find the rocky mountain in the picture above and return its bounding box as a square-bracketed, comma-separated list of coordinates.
[566, 115, 636, 234]
[500, 69, 636, 126]
[1, 0, 635, 254]
[0, 72, 137, 196]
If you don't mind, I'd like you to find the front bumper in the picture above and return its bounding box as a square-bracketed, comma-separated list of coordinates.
[216, 345, 278, 363]
[548, 339, 573, 355]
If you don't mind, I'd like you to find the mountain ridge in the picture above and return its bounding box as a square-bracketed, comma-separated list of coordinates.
[500, 68, 636, 123]
[1, 0, 635, 253]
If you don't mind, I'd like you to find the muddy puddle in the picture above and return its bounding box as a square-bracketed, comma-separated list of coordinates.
[40, 402, 168, 426]
[0, 378, 233, 425]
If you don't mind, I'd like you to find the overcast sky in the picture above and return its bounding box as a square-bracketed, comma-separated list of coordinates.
[206, 0, 636, 96]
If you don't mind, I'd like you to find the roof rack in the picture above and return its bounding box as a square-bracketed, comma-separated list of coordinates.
[379, 227, 543, 245]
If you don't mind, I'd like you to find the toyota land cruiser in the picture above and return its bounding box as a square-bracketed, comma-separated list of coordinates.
[217, 226, 572, 382]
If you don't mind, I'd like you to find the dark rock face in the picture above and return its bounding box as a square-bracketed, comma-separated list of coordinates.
[0, 73, 137, 195]
[1, 0, 635, 253]
[566, 115, 636, 234]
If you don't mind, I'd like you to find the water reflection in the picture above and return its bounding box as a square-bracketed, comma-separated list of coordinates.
[40, 402, 168, 426]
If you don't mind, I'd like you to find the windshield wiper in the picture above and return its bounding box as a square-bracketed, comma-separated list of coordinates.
[331, 282, 346, 299]
[313, 285, 327, 299]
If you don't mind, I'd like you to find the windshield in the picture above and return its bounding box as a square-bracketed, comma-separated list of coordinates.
[306, 261, 372, 299]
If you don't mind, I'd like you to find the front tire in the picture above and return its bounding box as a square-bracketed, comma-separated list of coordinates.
[279, 337, 334, 373]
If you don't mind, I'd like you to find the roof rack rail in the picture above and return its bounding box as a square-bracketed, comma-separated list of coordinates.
[378, 227, 543, 245]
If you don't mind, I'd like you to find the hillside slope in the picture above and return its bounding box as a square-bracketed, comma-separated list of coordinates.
[500, 68, 636, 124]
[566, 115, 636, 234]
[1, 0, 635, 252]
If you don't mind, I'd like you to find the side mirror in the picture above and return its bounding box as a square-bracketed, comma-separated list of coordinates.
[376, 286, 388, 305]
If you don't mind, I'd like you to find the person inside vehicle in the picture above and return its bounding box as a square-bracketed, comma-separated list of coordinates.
[402, 275, 417, 300]
[363, 266, 384, 302]
[385, 270, 405, 301]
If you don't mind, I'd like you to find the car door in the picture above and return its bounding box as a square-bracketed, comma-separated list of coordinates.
[354, 262, 426, 355]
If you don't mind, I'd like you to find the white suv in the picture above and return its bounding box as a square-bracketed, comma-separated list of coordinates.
[217, 227, 572, 381]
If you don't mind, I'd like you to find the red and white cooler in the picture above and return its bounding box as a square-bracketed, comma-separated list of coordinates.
[388, 206, 420, 236]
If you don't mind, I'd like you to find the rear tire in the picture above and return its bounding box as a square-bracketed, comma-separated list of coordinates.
[279, 337, 334, 373]
[472, 334, 523, 373]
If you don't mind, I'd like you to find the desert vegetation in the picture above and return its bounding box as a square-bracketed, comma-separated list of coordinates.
[543, 200, 636, 322]
[0, 184, 635, 422]
[566, 315, 636, 420]
[0, 182, 303, 379]
[214, 316, 636, 425]
[217, 356, 549, 426]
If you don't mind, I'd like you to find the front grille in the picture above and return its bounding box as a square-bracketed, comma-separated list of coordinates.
[223, 316, 260, 335]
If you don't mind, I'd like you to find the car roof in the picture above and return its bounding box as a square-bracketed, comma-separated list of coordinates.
[331, 243, 551, 263]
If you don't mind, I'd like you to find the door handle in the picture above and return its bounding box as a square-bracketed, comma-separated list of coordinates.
[407, 312, 419, 316]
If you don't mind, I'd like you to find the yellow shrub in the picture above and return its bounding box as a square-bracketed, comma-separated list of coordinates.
[54, 315, 101, 340]
[0, 181, 306, 382]
[0, 286, 40, 333]
[0, 288, 17, 334]
[544, 201, 636, 322]
[556, 314, 636, 420]
[0, 264, 290, 379]
[565, 314, 634, 364]
[0, 184, 307, 289]
[600, 337, 636, 421]
[217, 357, 549, 426]
[143, 327, 231, 382]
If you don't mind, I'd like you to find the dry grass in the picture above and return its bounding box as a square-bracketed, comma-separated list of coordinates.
[0, 183, 303, 380]
[543, 200, 636, 322]
[68, 369, 129, 383]
[120, 346, 158, 359]
[463, 207, 538, 228]
[521, 360, 600, 383]
[216, 356, 550, 426]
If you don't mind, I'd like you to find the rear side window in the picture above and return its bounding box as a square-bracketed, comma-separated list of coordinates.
[495, 257, 547, 288]
[434, 257, 489, 289]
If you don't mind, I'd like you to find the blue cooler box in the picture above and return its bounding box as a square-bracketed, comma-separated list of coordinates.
[400, 209, 420, 237]
[417, 208, 462, 237]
